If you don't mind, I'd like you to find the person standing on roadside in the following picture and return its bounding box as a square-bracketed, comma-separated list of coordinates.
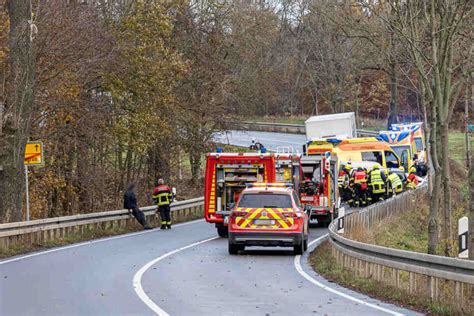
[152, 179, 174, 229]
[124, 183, 152, 230]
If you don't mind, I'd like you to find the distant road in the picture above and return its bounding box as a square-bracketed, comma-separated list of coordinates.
[214, 130, 306, 152]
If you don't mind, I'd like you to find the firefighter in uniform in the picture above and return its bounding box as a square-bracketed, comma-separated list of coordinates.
[367, 164, 386, 203]
[152, 179, 174, 229]
[352, 167, 368, 207]
[338, 163, 354, 206]
[387, 170, 403, 197]
[406, 167, 419, 190]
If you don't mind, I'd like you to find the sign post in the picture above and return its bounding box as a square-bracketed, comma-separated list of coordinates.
[24, 141, 44, 221]
[458, 216, 468, 259]
[25, 166, 30, 221]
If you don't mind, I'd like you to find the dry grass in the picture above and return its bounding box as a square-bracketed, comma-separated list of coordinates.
[309, 241, 469, 315]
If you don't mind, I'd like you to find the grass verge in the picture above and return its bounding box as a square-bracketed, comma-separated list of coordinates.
[309, 241, 463, 315]
[448, 132, 470, 165]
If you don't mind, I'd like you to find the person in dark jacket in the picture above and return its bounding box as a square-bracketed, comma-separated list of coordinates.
[124, 184, 152, 230]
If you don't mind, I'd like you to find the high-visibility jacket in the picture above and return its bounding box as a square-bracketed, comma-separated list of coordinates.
[368, 169, 385, 194]
[387, 173, 403, 193]
[353, 170, 368, 190]
[152, 185, 173, 206]
[406, 173, 419, 190]
[338, 170, 350, 187]
[353, 170, 367, 184]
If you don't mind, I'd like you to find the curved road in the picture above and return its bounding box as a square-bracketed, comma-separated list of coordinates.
[1, 219, 419, 315]
[214, 131, 306, 152]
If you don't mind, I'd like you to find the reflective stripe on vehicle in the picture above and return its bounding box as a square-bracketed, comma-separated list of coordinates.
[234, 207, 295, 229]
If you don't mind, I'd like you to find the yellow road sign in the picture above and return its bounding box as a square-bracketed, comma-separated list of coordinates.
[25, 141, 44, 166]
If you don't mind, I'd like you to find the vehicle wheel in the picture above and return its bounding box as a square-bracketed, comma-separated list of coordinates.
[294, 235, 304, 255]
[228, 242, 240, 255]
[217, 226, 228, 238]
[303, 238, 308, 251]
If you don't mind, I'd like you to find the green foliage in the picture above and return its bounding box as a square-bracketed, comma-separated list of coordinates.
[105, 0, 185, 155]
[449, 132, 470, 165]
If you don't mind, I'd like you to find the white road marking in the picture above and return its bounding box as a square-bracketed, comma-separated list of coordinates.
[133, 236, 219, 316]
[0, 219, 205, 265]
[294, 234, 404, 316]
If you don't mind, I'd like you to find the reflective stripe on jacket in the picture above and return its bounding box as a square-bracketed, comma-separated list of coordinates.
[406, 173, 419, 189]
[369, 169, 385, 194]
[152, 185, 173, 206]
[353, 170, 367, 184]
[387, 173, 403, 193]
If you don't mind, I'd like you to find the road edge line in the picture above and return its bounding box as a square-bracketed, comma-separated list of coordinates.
[294, 234, 404, 316]
[0, 219, 205, 265]
[133, 236, 219, 315]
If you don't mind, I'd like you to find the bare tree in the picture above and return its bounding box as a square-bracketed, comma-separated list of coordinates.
[388, 0, 473, 255]
[0, 0, 36, 222]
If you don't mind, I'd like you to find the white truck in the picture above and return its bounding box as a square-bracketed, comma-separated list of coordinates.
[305, 112, 356, 141]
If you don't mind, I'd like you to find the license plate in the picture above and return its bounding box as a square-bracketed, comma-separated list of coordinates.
[301, 196, 314, 202]
[224, 216, 229, 224]
[254, 219, 275, 225]
[309, 218, 318, 224]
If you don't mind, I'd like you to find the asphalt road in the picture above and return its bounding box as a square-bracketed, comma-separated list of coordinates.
[1, 219, 420, 316]
[214, 130, 306, 153]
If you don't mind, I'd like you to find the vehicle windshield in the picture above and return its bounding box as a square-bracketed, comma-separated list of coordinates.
[237, 193, 293, 208]
[415, 138, 423, 151]
[392, 145, 411, 158]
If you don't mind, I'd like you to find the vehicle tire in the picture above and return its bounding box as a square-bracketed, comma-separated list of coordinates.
[217, 226, 228, 238]
[294, 235, 304, 255]
[303, 238, 308, 251]
[228, 242, 240, 255]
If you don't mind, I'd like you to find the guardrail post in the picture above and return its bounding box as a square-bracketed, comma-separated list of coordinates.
[409, 272, 415, 295]
[337, 208, 345, 234]
[458, 216, 469, 259]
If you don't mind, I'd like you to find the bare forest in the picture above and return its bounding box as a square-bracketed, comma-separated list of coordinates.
[0, 0, 472, 256]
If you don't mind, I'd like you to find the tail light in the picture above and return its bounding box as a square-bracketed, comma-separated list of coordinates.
[283, 212, 302, 218]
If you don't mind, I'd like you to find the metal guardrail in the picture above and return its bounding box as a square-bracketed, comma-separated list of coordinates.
[0, 197, 204, 250]
[235, 121, 379, 137]
[328, 187, 474, 306]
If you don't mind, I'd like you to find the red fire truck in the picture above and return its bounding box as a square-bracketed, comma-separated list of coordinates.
[204, 152, 277, 237]
[299, 152, 339, 226]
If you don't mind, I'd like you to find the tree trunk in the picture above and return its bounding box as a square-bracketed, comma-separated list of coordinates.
[469, 164, 474, 260]
[428, 108, 440, 254]
[189, 151, 201, 185]
[440, 123, 452, 256]
[466, 90, 471, 170]
[0, 0, 36, 222]
[387, 62, 398, 129]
